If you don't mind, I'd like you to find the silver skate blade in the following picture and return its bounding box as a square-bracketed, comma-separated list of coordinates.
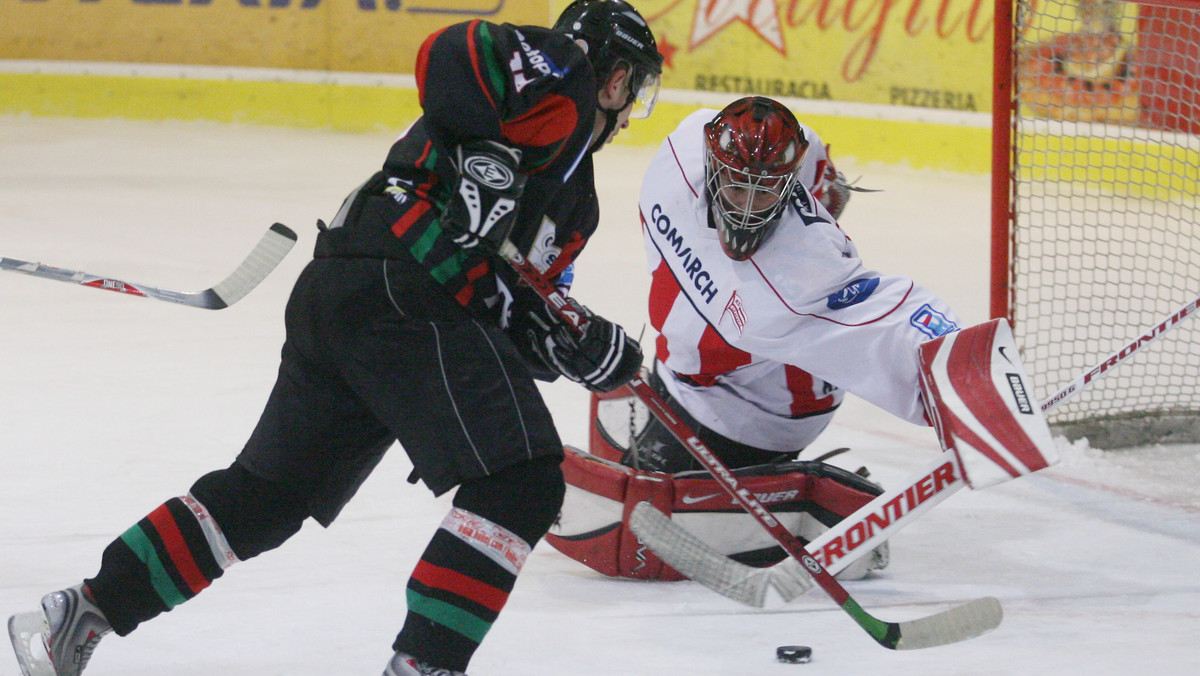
[8, 611, 54, 676]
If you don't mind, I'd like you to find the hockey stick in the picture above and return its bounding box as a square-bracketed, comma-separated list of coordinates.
[1, 223, 298, 309]
[496, 240, 1000, 650]
[631, 453, 961, 606]
[629, 448, 963, 608]
[626, 375, 1001, 650]
[1038, 290, 1200, 412]
[636, 288, 1200, 609]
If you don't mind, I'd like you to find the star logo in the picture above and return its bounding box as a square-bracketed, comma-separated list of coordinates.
[657, 33, 680, 70]
[690, 0, 786, 55]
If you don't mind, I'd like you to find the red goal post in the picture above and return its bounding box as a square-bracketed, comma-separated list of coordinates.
[991, 0, 1200, 448]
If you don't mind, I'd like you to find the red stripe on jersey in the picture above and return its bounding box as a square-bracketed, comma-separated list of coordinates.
[413, 140, 434, 172]
[666, 137, 701, 199]
[146, 504, 210, 596]
[415, 27, 449, 107]
[500, 94, 577, 169]
[784, 364, 836, 416]
[648, 260, 679, 331]
[391, 199, 434, 239]
[750, 258, 917, 326]
[648, 259, 681, 362]
[455, 260, 491, 306]
[412, 560, 510, 613]
[695, 325, 752, 384]
[464, 20, 498, 112]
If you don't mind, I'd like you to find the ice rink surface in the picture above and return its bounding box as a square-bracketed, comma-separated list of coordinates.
[2, 115, 1199, 675]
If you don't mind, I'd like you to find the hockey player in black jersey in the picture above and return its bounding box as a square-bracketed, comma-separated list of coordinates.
[6, 2, 663, 675]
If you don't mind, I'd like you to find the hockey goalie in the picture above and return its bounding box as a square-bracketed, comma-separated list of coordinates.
[546, 96, 1057, 589]
[547, 317, 1057, 587]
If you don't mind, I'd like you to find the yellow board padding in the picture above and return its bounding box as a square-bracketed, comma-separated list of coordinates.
[0, 73, 422, 134]
[1018, 134, 1200, 201]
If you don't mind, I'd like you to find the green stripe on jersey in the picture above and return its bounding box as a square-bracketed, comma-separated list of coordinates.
[409, 221, 442, 263]
[476, 23, 509, 102]
[429, 247, 469, 286]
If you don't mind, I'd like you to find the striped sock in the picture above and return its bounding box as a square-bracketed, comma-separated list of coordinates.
[87, 494, 240, 635]
[394, 507, 531, 671]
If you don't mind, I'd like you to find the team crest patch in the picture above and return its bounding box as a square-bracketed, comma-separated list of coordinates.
[827, 278, 879, 310]
[722, 291, 747, 334]
[910, 304, 959, 338]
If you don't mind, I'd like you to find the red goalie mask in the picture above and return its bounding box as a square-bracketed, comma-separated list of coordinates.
[703, 97, 807, 260]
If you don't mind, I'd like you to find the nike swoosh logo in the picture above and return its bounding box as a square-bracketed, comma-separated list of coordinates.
[680, 492, 724, 505]
[998, 346, 1013, 364]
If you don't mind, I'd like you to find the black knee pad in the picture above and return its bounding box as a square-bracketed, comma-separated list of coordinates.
[452, 455, 565, 545]
[189, 462, 311, 560]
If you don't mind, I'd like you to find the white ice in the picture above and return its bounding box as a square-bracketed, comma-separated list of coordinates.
[2, 116, 1198, 675]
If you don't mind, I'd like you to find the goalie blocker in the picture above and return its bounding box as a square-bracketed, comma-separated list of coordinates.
[546, 443, 889, 582]
[919, 318, 1058, 489]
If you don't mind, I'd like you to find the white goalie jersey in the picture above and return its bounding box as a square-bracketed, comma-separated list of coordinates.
[641, 109, 961, 451]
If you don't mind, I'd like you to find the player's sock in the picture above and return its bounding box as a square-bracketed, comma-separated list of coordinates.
[392, 508, 530, 672]
[86, 494, 236, 635]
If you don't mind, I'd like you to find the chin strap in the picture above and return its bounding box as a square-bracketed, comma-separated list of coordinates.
[588, 105, 621, 154]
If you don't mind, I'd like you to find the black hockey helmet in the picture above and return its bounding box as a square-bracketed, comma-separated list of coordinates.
[553, 0, 664, 119]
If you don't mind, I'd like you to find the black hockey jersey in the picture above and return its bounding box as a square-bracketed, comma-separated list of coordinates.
[315, 19, 602, 324]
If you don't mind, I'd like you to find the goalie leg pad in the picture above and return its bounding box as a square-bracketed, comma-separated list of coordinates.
[587, 384, 642, 464]
[546, 448, 887, 581]
[545, 446, 682, 580]
[919, 318, 1058, 489]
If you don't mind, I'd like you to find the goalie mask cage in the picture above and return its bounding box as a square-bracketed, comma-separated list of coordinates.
[992, 0, 1200, 449]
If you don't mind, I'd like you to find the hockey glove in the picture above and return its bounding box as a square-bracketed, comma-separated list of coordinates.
[813, 162, 853, 220]
[443, 140, 527, 251]
[524, 301, 643, 393]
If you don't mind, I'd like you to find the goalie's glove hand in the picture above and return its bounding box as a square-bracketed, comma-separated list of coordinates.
[443, 140, 527, 251]
[525, 301, 643, 392]
[814, 163, 853, 220]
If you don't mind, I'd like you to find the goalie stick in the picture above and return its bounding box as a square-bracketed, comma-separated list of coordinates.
[496, 239, 1000, 650]
[1, 223, 298, 310]
[633, 287, 1200, 609]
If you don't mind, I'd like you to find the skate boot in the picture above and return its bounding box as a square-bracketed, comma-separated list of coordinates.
[383, 651, 468, 676]
[8, 584, 111, 676]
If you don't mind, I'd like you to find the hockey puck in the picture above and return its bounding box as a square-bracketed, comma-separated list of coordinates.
[776, 645, 813, 664]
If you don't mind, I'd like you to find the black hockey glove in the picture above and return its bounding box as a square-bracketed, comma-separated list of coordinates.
[520, 300, 643, 393]
[442, 140, 527, 251]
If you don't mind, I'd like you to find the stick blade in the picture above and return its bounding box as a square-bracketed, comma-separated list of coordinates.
[629, 501, 806, 608]
[891, 596, 1003, 650]
[207, 223, 298, 308]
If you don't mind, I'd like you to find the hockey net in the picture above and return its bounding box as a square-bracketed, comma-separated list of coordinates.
[992, 0, 1200, 448]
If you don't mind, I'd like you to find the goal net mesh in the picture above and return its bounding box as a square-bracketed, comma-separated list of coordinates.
[1006, 0, 1200, 448]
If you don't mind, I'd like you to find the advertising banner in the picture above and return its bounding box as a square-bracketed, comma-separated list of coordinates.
[4, 0, 995, 111]
[0, 0, 552, 74]
[637, 0, 994, 112]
